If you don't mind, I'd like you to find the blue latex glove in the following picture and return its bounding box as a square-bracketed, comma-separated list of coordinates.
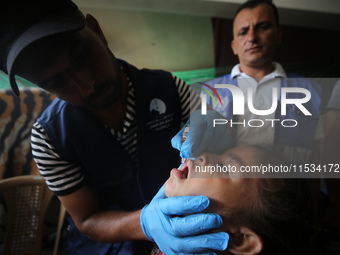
[140, 186, 229, 254]
[172, 110, 232, 159]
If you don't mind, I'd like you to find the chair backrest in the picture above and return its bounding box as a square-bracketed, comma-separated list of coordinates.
[0, 175, 53, 255]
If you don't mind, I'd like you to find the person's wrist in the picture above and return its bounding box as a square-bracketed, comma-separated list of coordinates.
[139, 206, 154, 241]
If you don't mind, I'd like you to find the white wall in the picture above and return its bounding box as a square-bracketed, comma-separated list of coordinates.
[75, 0, 340, 30]
[76, 0, 340, 72]
[79, 7, 214, 72]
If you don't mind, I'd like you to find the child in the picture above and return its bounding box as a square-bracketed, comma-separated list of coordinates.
[158, 146, 313, 255]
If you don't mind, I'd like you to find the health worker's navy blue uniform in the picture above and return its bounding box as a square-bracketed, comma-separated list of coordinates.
[37, 61, 183, 254]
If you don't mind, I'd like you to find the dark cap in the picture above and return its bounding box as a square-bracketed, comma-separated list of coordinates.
[0, 0, 86, 96]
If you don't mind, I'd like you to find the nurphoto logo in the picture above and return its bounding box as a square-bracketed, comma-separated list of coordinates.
[200, 84, 312, 128]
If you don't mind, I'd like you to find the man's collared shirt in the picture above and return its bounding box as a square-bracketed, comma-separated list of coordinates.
[231, 62, 287, 147]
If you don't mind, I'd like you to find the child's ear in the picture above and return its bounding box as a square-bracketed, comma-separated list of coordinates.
[227, 227, 263, 255]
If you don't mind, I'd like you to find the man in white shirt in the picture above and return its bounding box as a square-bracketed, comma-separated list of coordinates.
[203, 0, 321, 164]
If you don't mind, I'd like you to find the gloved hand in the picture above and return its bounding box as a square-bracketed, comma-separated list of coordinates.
[172, 110, 232, 159]
[140, 185, 229, 255]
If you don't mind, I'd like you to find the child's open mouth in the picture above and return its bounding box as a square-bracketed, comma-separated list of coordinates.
[170, 160, 192, 180]
[179, 160, 190, 178]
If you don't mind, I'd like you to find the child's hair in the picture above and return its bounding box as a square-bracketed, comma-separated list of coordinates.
[226, 146, 314, 254]
[253, 178, 313, 254]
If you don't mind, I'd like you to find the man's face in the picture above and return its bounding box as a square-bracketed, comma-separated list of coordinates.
[164, 146, 260, 214]
[231, 3, 281, 69]
[15, 26, 122, 109]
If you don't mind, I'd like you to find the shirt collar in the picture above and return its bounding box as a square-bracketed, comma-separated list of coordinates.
[230, 62, 287, 79]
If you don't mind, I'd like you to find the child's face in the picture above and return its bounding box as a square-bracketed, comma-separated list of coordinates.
[165, 146, 261, 214]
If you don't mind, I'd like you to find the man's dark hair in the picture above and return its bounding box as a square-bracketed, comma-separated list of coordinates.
[233, 0, 280, 27]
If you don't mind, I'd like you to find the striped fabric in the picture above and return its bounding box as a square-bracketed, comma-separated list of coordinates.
[0, 88, 55, 179]
[109, 72, 138, 165]
[31, 75, 201, 195]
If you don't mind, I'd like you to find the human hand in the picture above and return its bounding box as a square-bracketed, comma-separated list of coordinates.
[140, 185, 229, 255]
[172, 110, 232, 159]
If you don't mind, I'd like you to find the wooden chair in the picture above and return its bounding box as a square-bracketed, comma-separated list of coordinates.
[0, 175, 53, 255]
[52, 204, 66, 255]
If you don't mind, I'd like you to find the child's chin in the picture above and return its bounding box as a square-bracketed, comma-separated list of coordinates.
[163, 180, 172, 197]
[164, 178, 180, 198]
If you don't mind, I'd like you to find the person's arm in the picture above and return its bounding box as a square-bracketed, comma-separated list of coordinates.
[60, 182, 229, 254]
[322, 81, 340, 164]
[321, 109, 340, 164]
[32, 121, 229, 253]
[319, 81, 340, 231]
[58, 185, 146, 242]
[31, 122, 144, 241]
[320, 109, 340, 231]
